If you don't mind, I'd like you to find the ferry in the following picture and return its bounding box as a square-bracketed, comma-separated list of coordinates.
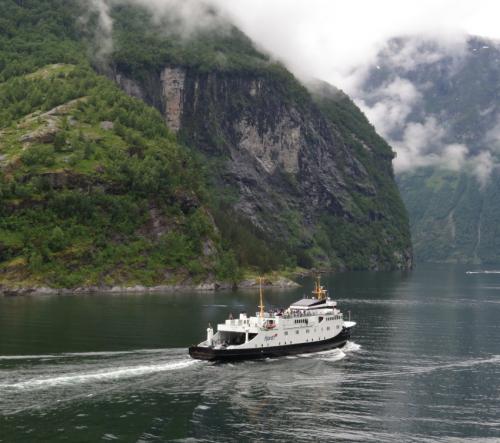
[188, 277, 356, 361]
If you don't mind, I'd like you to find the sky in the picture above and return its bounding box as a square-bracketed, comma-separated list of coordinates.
[209, 0, 500, 91]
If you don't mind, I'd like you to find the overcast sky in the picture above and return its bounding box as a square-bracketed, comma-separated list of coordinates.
[210, 0, 500, 91]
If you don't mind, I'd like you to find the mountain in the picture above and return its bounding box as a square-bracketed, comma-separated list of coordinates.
[0, 0, 412, 290]
[357, 36, 500, 263]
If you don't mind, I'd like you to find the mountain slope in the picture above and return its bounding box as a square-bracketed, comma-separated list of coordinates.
[0, 63, 227, 288]
[109, 3, 412, 271]
[0, 0, 412, 290]
[357, 36, 500, 263]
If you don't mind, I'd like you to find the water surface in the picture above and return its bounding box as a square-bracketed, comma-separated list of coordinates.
[1, 264, 500, 442]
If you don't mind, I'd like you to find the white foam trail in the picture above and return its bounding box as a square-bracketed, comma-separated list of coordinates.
[0, 354, 59, 360]
[0, 348, 175, 361]
[297, 341, 360, 359]
[0, 359, 199, 391]
[356, 355, 500, 381]
[343, 341, 361, 352]
[466, 270, 500, 274]
[318, 349, 346, 362]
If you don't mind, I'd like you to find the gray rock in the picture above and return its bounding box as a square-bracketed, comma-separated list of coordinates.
[100, 121, 114, 131]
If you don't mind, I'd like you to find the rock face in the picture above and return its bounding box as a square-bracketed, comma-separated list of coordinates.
[113, 64, 412, 270]
[160, 67, 186, 133]
[115, 74, 145, 101]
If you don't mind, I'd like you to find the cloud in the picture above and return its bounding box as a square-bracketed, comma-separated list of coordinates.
[470, 150, 495, 187]
[389, 117, 469, 173]
[358, 77, 422, 136]
[81, 0, 114, 65]
[208, 0, 500, 90]
[83, 0, 500, 87]
[80, 0, 235, 70]
[130, 0, 229, 37]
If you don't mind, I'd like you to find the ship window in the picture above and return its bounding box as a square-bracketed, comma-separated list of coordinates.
[306, 329, 309, 333]
[296, 330, 299, 334]
[285, 331, 288, 336]
[327, 326, 330, 331]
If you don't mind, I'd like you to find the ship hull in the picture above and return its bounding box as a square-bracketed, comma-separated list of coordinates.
[189, 327, 352, 361]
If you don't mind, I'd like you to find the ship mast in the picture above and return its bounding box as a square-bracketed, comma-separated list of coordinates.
[259, 276, 265, 318]
[313, 275, 327, 300]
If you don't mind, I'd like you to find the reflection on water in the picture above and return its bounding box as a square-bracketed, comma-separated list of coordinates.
[1, 264, 500, 441]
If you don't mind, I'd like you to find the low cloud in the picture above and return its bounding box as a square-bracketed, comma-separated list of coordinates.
[81, 0, 114, 65]
[470, 150, 495, 187]
[389, 117, 469, 173]
[358, 77, 422, 136]
[81, 0, 228, 60]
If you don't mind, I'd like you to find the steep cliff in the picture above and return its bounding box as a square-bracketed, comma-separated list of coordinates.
[110, 4, 412, 271]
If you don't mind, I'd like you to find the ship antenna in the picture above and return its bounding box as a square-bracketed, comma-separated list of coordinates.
[259, 276, 265, 318]
[313, 274, 326, 300]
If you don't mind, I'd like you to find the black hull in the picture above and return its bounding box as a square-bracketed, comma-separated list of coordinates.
[189, 327, 352, 361]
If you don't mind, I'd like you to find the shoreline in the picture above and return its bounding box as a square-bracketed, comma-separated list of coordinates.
[0, 276, 301, 297]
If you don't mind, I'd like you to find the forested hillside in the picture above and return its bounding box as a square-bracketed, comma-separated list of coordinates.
[0, 0, 412, 290]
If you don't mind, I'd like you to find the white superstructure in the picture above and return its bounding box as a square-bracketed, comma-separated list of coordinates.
[196, 278, 355, 351]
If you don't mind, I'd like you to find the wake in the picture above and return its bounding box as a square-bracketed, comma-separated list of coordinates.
[0, 348, 171, 361]
[0, 359, 198, 391]
[466, 270, 500, 274]
[297, 341, 361, 362]
[0, 347, 200, 394]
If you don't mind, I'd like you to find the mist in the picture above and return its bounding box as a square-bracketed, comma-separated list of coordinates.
[83, 0, 500, 183]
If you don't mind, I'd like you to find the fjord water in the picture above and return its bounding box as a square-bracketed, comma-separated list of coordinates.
[1, 265, 500, 442]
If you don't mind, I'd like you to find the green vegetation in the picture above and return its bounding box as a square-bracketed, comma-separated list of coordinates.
[111, 4, 270, 77]
[313, 87, 411, 269]
[0, 64, 228, 287]
[398, 167, 500, 264]
[0, 0, 85, 82]
[111, 3, 311, 108]
[0, 0, 412, 288]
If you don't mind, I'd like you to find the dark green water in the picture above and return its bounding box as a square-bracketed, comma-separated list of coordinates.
[1, 264, 500, 442]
